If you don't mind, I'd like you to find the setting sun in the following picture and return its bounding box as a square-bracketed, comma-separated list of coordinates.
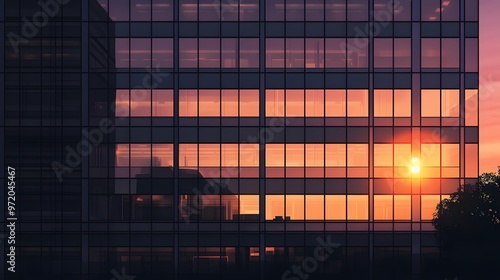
[411, 158, 421, 174]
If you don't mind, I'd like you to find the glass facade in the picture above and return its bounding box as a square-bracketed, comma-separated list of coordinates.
[1, 0, 479, 278]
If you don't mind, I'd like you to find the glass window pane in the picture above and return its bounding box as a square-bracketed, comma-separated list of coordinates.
[306, 90, 324, 117]
[199, 144, 220, 167]
[306, 0, 324, 21]
[219, 0, 239, 21]
[394, 0, 411, 21]
[152, 38, 173, 68]
[130, 144, 151, 167]
[116, 144, 130, 166]
[394, 144, 411, 167]
[240, 0, 259, 21]
[347, 90, 368, 117]
[374, 144, 393, 167]
[325, 90, 346, 117]
[266, 38, 285, 68]
[199, 90, 220, 117]
[109, 0, 129, 21]
[465, 38, 478, 72]
[240, 144, 259, 167]
[287, 195, 304, 220]
[152, 144, 173, 167]
[421, 195, 440, 220]
[442, 38, 459, 68]
[347, 0, 368, 21]
[441, 0, 459, 21]
[306, 38, 325, 68]
[465, 90, 478, 126]
[266, 195, 284, 220]
[465, 144, 478, 178]
[374, 38, 393, 68]
[222, 144, 238, 167]
[179, 89, 198, 117]
[131, 38, 151, 68]
[240, 195, 259, 215]
[152, 90, 173, 117]
[394, 195, 411, 220]
[131, 0, 151, 21]
[266, 144, 285, 167]
[306, 195, 324, 220]
[394, 90, 411, 117]
[421, 144, 440, 167]
[286, 0, 304, 21]
[374, 0, 393, 21]
[152, 0, 174, 21]
[374, 89, 393, 117]
[442, 144, 459, 167]
[286, 144, 304, 167]
[266, 0, 285, 21]
[222, 90, 238, 117]
[115, 38, 130, 68]
[326, 195, 346, 220]
[199, 0, 220, 21]
[179, 39, 198, 68]
[130, 89, 151, 116]
[348, 144, 368, 167]
[266, 90, 285, 117]
[116, 90, 130, 117]
[347, 195, 368, 220]
[199, 38, 220, 68]
[286, 38, 305, 68]
[325, 0, 346, 21]
[180, 0, 198, 21]
[374, 195, 393, 220]
[326, 38, 346, 68]
[421, 0, 440, 21]
[286, 90, 304, 117]
[222, 38, 238, 68]
[394, 38, 411, 68]
[326, 144, 346, 167]
[240, 38, 259, 68]
[441, 89, 459, 117]
[347, 38, 368, 68]
[240, 90, 259, 117]
[306, 144, 324, 167]
[179, 144, 198, 168]
[465, 0, 478, 21]
[421, 38, 440, 68]
[421, 90, 440, 117]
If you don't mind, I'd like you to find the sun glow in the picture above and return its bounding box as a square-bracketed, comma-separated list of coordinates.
[411, 158, 421, 174]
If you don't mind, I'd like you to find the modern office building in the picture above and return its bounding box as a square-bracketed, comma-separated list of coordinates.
[1, 0, 479, 279]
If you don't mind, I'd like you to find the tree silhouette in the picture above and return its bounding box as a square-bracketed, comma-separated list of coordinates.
[432, 172, 500, 278]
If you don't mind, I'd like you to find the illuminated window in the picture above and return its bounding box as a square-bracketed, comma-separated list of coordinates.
[394, 195, 411, 220]
[325, 90, 346, 117]
[306, 144, 324, 167]
[394, 144, 412, 178]
[152, 90, 173, 117]
[240, 195, 259, 215]
[306, 195, 324, 220]
[442, 144, 459, 177]
[286, 144, 305, 167]
[240, 144, 259, 167]
[179, 38, 198, 68]
[347, 144, 368, 167]
[179, 144, 198, 168]
[465, 90, 478, 126]
[465, 144, 478, 178]
[240, 90, 259, 117]
[286, 195, 304, 220]
[421, 38, 440, 68]
[421, 90, 441, 117]
[240, 39, 259, 68]
[325, 38, 346, 68]
[326, 195, 346, 220]
[347, 90, 368, 117]
[374, 90, 393, 117]
[266, 38, 284, 68]
[266, 90, 285, 117]
[152, 144, 174, 167]
[221, 144, 238, 169]
[374, 195, 393, 220]
[374, 144, 393, 177]
[326, 144, 346, 167]
[442, 38, 459, 68]
[199, 144, 221, 167]
[347, 195, 368, 220]
[221, 90, 238, 117]
[421, 144, 440, 177]
[306, 90, 324, 117]
[306, 38, 325, 68]
[179, 90, 198, 117]
[286, 90, 305, 117]
[198, 90, 220, 117]
[266, 195, 284, 220]
[421, 195, 440, 220]
[115, 90, 130, 117]
[374, 38, 393, 68]
[441, 89, 459, 117]
[394, 90, 411, 117]
[266, 144, 285, 167]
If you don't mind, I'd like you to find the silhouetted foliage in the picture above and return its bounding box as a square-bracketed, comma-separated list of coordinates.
[432, 172, 500, 278]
